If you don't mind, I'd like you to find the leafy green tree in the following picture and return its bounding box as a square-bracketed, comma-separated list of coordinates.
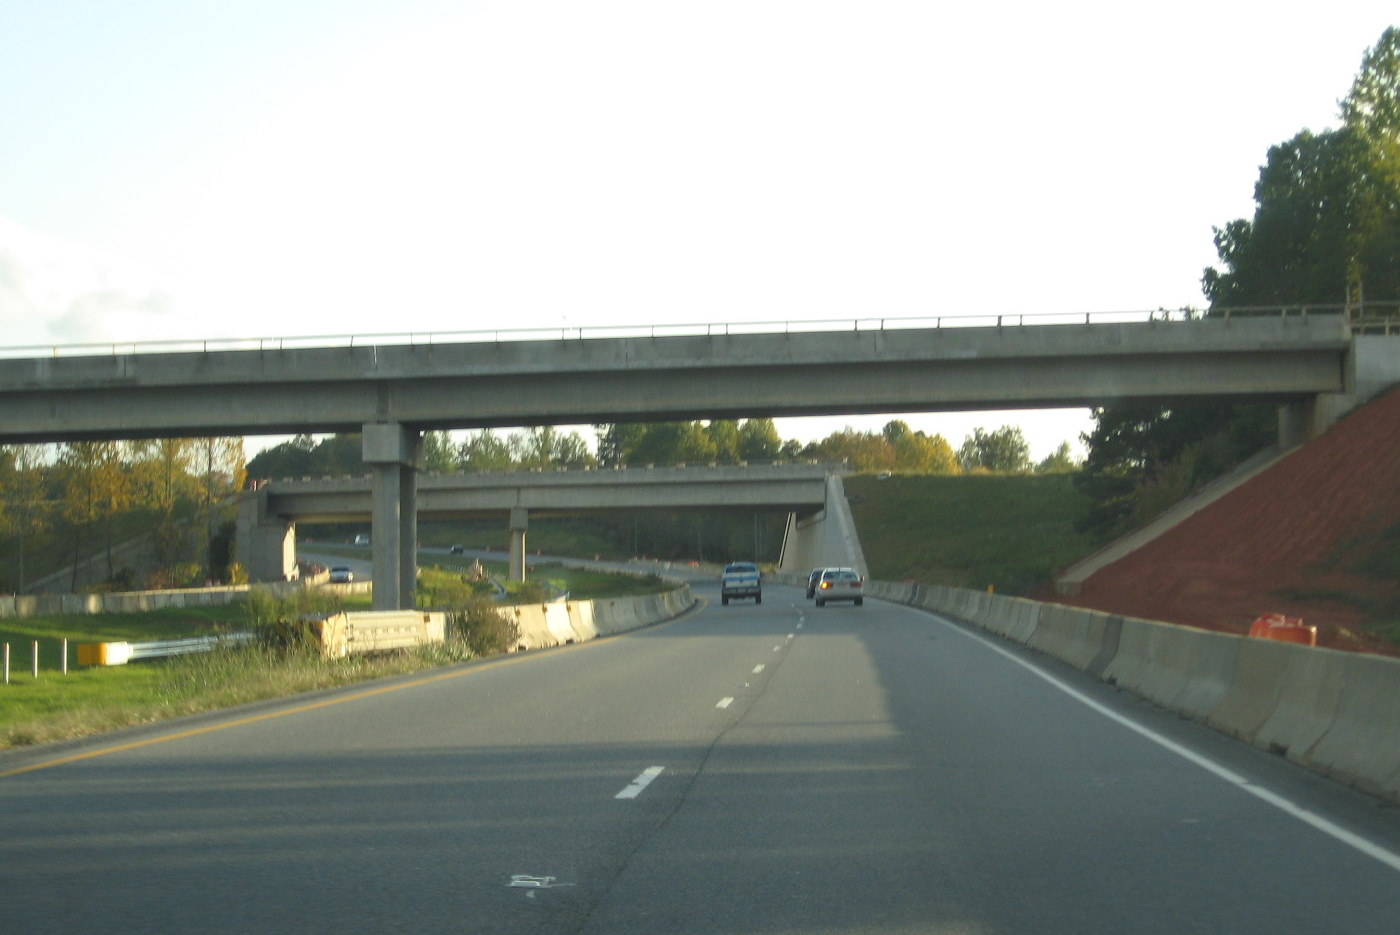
[1204, 28, 1398, 308]
[247, 433, 361, 481]
[1079, 29, 1399, 538]
[737, 418, 783, 462]
[307, 434, 363, 477]
[619, 422, 717, 466]
[422, 431, 458, 473]
[705, 420, 742, 462]
[594, 423, 646, 468]
[598, 419, 790, 466]
[958, 426, 1030, 473]
[779, 439, 805, 460]
[512, 426, 597, 469]
[458, 430, 516, 471]
[245, 434, 317, 480]
[882, 420, 912, 445]
[1034, 441, 1079, 474]
[1341, 27, 1400, 303]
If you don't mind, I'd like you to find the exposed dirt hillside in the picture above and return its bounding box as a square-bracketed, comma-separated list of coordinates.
[1056, 386, 1400, 655]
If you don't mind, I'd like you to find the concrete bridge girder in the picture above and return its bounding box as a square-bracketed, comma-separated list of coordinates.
[0, 316, 1354, 445]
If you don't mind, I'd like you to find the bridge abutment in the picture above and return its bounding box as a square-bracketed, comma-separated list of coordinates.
[776, 475, 868, 578]
[236, 489, 298, 583]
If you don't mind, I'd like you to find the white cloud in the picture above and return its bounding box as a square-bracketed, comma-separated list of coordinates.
[0, 216, 183, 349]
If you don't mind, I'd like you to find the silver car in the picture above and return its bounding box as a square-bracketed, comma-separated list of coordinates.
[814, 567, 864, 607]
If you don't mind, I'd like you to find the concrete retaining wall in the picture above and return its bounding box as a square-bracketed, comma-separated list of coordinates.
[825, 571, 1400, 805]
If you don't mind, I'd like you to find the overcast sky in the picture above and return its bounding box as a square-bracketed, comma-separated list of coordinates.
[1, 2, 1394, 457]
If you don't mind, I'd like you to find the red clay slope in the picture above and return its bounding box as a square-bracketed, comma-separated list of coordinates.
[1059, 385, 1400, 655]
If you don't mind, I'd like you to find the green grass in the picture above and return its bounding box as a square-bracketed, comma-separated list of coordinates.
[0, 639, 475, 749]
[527, 563, 670, 600]
[846, 472, 1097, 596]
[0, 561, 678, 750]
[1, 605, 251, 672]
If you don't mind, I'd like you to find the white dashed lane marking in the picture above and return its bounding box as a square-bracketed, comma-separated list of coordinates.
[615, 766, 665, 800]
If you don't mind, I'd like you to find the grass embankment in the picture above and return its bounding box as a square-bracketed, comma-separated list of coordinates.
[846, 472, 1097, 596]
[0, 560, 674, 751]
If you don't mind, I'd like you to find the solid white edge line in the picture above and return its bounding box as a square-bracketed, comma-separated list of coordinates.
[615, 765, 665, 800]
[933, 611, 1400, 875]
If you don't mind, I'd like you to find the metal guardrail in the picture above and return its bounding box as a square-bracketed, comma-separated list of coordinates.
[0, 304, 1368, 361]
[125, 632, 259, 661]
[76, 632, 259, 666]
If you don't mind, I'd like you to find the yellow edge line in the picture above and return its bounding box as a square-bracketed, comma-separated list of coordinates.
[0, 596, 706, 780]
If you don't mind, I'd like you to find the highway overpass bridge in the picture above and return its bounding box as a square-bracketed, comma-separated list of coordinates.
[239, 463, 866, 586]
[0, 311, 1361, 607]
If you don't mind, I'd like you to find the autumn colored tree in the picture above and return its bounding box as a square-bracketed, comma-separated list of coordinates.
[804, 428, 896, 473]
[58, 441, 132, 587]
[192, 437, 246, 580]
[129, 438, 197, 566]
[0, 445, 51, 592]
[884, 420, 960, 474]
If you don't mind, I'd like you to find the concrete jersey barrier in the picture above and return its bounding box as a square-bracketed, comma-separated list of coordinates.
[852, 574, 1400, 806]
[509, 584, 695, 651]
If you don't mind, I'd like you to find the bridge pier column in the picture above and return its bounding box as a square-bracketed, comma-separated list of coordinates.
[508, 507, 528, 583]
[363, 424, 423, 610]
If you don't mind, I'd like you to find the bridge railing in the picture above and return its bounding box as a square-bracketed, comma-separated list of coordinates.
[0, 304, 1365, 361]
[1349, 302, 1400, 334]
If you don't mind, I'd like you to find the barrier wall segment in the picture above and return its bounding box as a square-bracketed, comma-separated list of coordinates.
[846, 573, 1400, 807]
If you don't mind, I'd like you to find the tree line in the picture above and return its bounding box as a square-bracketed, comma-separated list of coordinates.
[0, 439, 246, 594]
[1075, 28, 1400, 539]
[245, 419, 1079, 481]
[1, 420, 1074, 593]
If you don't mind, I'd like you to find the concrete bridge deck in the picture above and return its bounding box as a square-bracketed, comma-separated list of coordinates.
[0, 313, 1351, 444]
[4, 311, 1357, 608]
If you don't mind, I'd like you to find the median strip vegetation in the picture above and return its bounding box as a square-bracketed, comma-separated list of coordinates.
[0, 561, 672, 751]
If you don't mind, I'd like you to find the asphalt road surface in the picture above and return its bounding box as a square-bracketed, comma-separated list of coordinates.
[3, 583, 1399, 934]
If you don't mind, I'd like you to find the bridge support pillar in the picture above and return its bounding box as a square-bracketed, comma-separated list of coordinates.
[508, 507, 528, 583]
[363, 424, 423, 610]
